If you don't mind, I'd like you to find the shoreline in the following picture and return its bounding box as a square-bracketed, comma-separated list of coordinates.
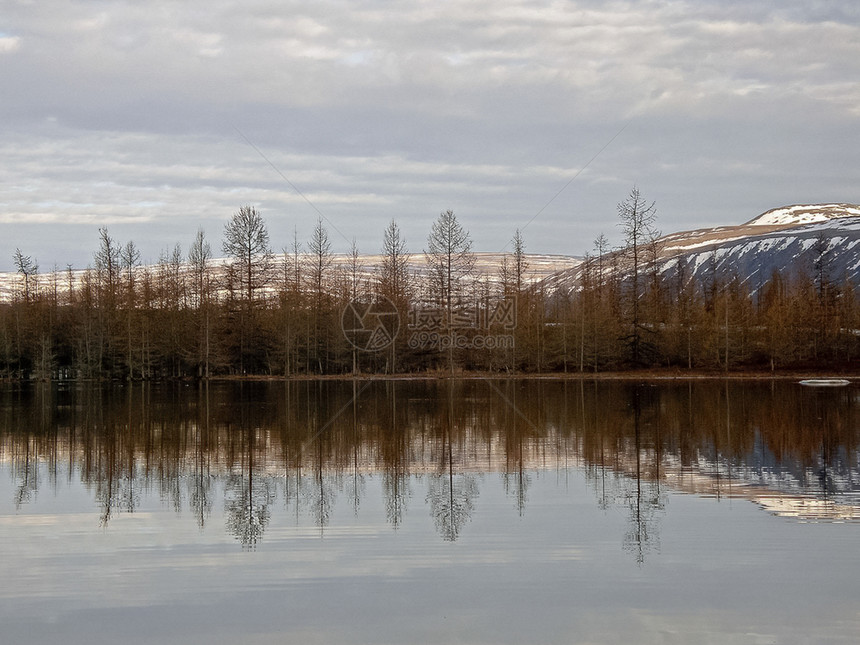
[7, 368, 859, 384]
[108, 370, 860, 382]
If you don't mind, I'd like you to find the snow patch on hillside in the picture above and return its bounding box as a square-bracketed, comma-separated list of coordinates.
[746, 204, 860, 227]
[663, 233, 747, 253]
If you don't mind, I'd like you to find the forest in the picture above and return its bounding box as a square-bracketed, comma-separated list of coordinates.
[4, 190, 860, 380]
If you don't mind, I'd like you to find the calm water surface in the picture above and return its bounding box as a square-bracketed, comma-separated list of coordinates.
[2, 379, 859, 644]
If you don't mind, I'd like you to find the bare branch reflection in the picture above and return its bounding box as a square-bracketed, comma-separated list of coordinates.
[2, 380, 860, 550]
[223, 383, 275, 548]
[426, 382, 479, 541]
[224, 471, 274, 549]
[189, 382, 214, 528]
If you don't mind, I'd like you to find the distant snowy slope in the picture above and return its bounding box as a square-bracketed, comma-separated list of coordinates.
[0, 253, 581, 302]
[658, 217, 860, 291]
[745, 203, 860, 227]
[7, 203, 860, 303]
[542, 203, 860, 295]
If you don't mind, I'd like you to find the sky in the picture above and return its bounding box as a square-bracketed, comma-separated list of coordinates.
[2, 0, 859, 271]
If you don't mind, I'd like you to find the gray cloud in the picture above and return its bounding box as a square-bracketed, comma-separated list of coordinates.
[2, 0, 859, 269]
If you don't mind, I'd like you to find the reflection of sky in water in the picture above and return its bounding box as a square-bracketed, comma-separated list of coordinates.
[2, 380, 860, 643]
[2, 468, 860, 644]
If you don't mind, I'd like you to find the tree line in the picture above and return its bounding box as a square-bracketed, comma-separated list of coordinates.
[4, 189, 860, 380]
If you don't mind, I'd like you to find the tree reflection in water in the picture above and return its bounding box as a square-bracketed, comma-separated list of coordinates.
[225, 471, 274, 549]
[621, 387, 666, 564]
[380, 380, 411, 530]
[427, 471, 478, 542]
[426, 382, 479, 541]
[223, 382, 277, 548]
[189, 382, 214, 529]
[2, 379, 860, 551]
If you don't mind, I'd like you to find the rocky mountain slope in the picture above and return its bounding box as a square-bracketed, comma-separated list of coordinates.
[542, 203, 860, 295]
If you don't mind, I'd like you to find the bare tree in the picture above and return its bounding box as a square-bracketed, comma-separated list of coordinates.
[498, 230, 528, 370]
[346, 239, 364, 302]
[13, 248, 39, 304]
[511, 229, 528, 295]
[188, 229, 213, 378]
[425, 210, 475, 373]
[425, 209, 475, 317]
[188, 230, 212, 307]
[120, 241, 140, 379]
[92, 228, 121, 376]
[593, 234, 609, 288]
[276, 229, 305, 376]
[94, 227, 121, 308]
[308, 218, 333, 308]
[379, 219, 411, 303]
[618, 187, 657, 365]
[345, 239, 364, 374]
[155, 243, 188, 376]
[379, 220, 411, 372]
[222, 205, 273, 306]
[308, 218, 334, 372]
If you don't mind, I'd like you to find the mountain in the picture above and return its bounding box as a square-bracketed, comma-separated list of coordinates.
[5, 203, 860, 302]
[541, 203, 860, 295]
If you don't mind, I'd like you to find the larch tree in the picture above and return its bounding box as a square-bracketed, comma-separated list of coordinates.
[188, 229, 213, 378]
[345, 238, 364, 374]
[94, 227, 121, 309]
[425, 209, 475, 372]
[11, 249, 39, 377]
[590, 233, 615, 371]
[617, 187, 657, 365]
[379, 220, 411, 373]
[276, 229, 304, 376]
[93, 227, 122, 376]
[13, 248, 39, 304]
[425, 209, 475, 320]
[511, 229, 528, 295]
[222, 205, 274, 374]
[379, 219, 411, 305]
[308, 218, 333, 311]
[222, 205, 273, 307]
[120, 240, 140, 379]
[307, 218, 334, 372]
[505, 230, 528, 371]
[346, 238, 364, 302]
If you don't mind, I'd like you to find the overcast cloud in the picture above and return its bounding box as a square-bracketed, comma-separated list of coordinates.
[2, 0, 859, 270]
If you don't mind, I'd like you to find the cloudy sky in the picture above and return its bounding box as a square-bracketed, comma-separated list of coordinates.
[2, 0, 859, 270]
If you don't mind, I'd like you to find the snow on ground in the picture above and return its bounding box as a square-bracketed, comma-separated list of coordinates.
[0, 253, 582, 303]
[662, 205, 860, 254]
[746, 203, 860, 227]
[540, 203, 860, 295]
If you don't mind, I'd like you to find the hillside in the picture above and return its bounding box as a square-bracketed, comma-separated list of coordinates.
[0, 252, 581, 302]
[6, 204, 860, 303]
[542, 203, 860, 295]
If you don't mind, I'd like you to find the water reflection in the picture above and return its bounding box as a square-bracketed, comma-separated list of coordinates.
[2, 379, 859, 553]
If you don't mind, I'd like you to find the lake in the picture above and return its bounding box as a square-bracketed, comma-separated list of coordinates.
[1, 379, 859, 644]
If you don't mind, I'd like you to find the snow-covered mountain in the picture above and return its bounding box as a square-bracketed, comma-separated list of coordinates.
[542, 203, 860, 295]
[744, 203, 860, 227]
